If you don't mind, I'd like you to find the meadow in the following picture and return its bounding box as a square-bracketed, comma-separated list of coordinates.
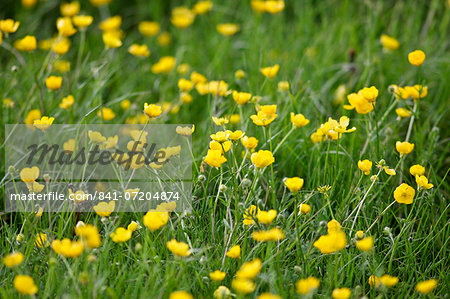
[0, 0, 449, 298]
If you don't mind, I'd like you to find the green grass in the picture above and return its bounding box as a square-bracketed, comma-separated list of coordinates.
[1, 0, 449, 298]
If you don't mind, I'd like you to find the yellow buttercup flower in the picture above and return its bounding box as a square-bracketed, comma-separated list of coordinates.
[235, 69, 246, 79]
[410, 164, 425, 176]
[138, 21, 160, 36]
[251, 150, 275, 168]
[395, 108, 411, 118]
[191, 71, 207, 84]
[209, 139, 230, 152]
[368, 275, 380, 287]
[33, 116, 54, 130]
[99, 16, 122, 31]
[227, 130, 245, 140]
[416, 175, 433, 189]
[226, 244, 241, 258]
[383, 166, 396, 176]
[27, 181, 45, 193]
[299, 203, 311, 214]
[236, 258, 262, 279]
[380, 34, 400, 50]
[296, 276, 320, 295]
[57, 17, 77, 36]
[265, 0, 285, 14]
[127, 221, 140, 232]
[290, 112, 310, 128]
[35, 233, 49, 247]
[313, 231, 347, 254]
[152, 56, 176, 74]
[75, 224, 101, 248]
[60, 95, 74, 109]
[157, 32, 172, 46]
[176, 125, 195, 137]
[143, 103, 162, 118]
[212, 116, 229, 126]
[204, 149, 227, 167]
[251, 0, 267, 13]
[103, 32, 122, 48]
[128, 44, 150, 57]
[404, 85, 428, 100]
[251, 227, 285, 242]
[97, 107, 115, 120]
[284, 177, 304, 193]
[52, 38, 71, 55]
[0, 19, 20, 33]
[217, 23, 240, 36]
[178, 78, 194, 91]
[395, 141, 414, 155]
[327, 219, 341, 232]
[110, 227, 132, 243]
[379, 274, 399, 287]
[72, 15, 93, 28]
[20, 166, 39, 182]
[3, 252, 24, 267]
[256, 209, 277, 224]
[356, 236, 374, 251]
[169, 291, 193, 299]
[45, 76, 63, 90]
[277, 81, 290, 91]
[332, 288, 351, 299]
[260, 64, 280, 78]
[210, 131, 230, 142]
[394, 183, 415, 204]
[166, 239, 191, 257]
[15, 35, 37, 51]
[193, 1, 213, 14]
[171, 7, 195, 29]
[415, 279, 438, 294]
[61, 1, 80, 17]
[54, 60, 70, 72]
[345, 92, 374, 114]
[250, 110, 278, 126]
[241, 136, 258, 149]
[256, 293, 281, 299]
[93, 201, 115, 217]
[231, 278, 255, 294]
[232, 91, 252, 105]
[361, 86, 378, 102]
[209, 270, 226, 281]
[358, 159, 372, 175]
[14, 275, 38, 295]
[51, 238, 84, 258]
[143, 210, 169, 231]
[408, 50, 426, 66]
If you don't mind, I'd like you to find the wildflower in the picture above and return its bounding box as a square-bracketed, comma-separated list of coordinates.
[379, 274, 399, 287]
[380, 34, 400, 50]
[93, 201, 115, 217]
[3, 98, 14, 108]
[395, 141, 414, 155]
[180, 92, 193, 103]
[72, 15, 93, 28]
[408, 50, 426, 66]
[256, 293, 281, 299]
[232, 91, 252, 105]
[177, 63, 190, 74]
[361, 86, 379, 102]
[45, 76, 63, 90]
[60, 1, 80, 17]
[345, 92, 374, 114]
[166, 239, 191, 257]
[54, 60, 70, 72]
[251, 0, 267, 13]
[416, 175, 433, 189]
[110, 227, 132, 243]
[143, 103, 162, 118]
[228, 130, 245, 140]
[33, 116, 54, 130]
[169, 291, 193, 299]
[265, 0, 285, 14]
[358, 159, 372, 175]
[152, 56, 176, 74]
[97, 107, 115, 120]
[235, 69, 246, 79]
[210, 270, 226, 281]
[327, 219, 341, 232]
[143, 210, 169, 231]
[333, 84, 347, 105]
[410, 164, 425, 176]
[193, 1, 213, 14]
[383, 166, 396, 176]
[332, 288, 351, 299]
[15, 35, 37, 51]
[251, 150, 275, 168]
[217, 23, 240, 36]
[88, 130, 106, 143]
[213, 286, 231, 299]
[128, 44, 150, 57]
[318, 185, 332, 197]
[355, 230, 364, 239]
[102, 32, 122, 48]
[14, 275, 38, 295]
[284, 177, 304, 193]
[157, 32, 172, 46]
[231, 278, 255, 294]
[20, 166, 39, 182]
[415, 279, 438, 294]
[75, 224, 101, 248]
[296, 277, 320, 295]
[127, 221, 140, 232]
[395, 108, 411, 118]
[368, 275, 380, 287]
[3, 252, 24, 267]
[99, 16, 121, 31]
[256, 209, 277, 224]
[207, 80, 229, 96]
[290, 112, 310, 128]
[178, 78, 193, 92]
[57, 17, 77, 36]
[236, 258, 262, 279]
[243, 205, 260, 225]
[404, 85, 428, 100]
[251, 227, 285, 242]
[0, 19, 20, 33]
[393, 183, 415, 204]
[28, 181, 45, 193]
[52, 238, 84, 257]
[52, 38, 71, 55]
[250, 109, 278, 126]
[176, 125, 195, 137]
[356, 236, 374, 251]
[299, 203, 311, 214]
[171, 7, 195, 29]
[138, 21, 160, 36]
[260, 64, 280, 78]
[241, 136, 258, 149]
[203, 149, 226, 167]
[313, 231, 347, 254]
[226, 245, 241, 258]
[35, 233, 49, 247]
